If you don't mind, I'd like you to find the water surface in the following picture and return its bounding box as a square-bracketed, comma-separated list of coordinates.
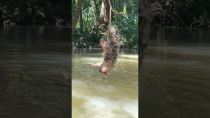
[0, 26, 71, 118]
[0, 26, 210, 118]
[72, 49, 138, 118]
[140, 28, 210, 118]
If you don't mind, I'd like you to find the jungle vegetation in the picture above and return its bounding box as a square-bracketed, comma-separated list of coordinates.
[0, 0, 210, 48]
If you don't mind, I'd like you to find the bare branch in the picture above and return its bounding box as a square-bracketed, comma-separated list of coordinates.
[197, 12, 207, 28]
[108, 0, 124, 17]
[111, 9, 124, 14]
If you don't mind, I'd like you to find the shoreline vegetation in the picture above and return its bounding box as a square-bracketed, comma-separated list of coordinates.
[1, 0, 209, 49]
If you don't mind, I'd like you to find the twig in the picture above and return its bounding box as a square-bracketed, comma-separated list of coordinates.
[111, 9, 124, 14]
[190, 21, 197, 29]
[108, 0, 124, 25]
[108, 0, 112, 25]
[197, 13, 207, 28]
[164, 11, 175, 24]
[174, 13, 186, 26]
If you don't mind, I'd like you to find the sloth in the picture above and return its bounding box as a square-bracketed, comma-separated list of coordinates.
[92, 24, 123, 74]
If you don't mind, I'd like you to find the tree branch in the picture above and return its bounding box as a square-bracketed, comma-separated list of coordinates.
[108, 0, 124, 19]
[111, 9, 124, 14]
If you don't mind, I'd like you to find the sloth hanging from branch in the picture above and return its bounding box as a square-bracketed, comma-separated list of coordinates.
[92, 0, 124, 74]
[64, 0, 161, 81]
[92, 0, 161, 75]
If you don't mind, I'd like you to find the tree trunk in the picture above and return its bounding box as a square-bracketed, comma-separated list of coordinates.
[94, 0, 100, 18]
[80, 8, 83, 34]
[93, 0, 100, 33]
[138, 0, 160, 68]
[86, 9, 89, 31]
[96, 0, 111, 31]
[72, 0, 83, 36]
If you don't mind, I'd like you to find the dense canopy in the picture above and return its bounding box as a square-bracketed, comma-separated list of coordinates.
[0, 0, 209, 48]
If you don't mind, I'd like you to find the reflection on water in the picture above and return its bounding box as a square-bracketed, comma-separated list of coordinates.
[0, 26, 71, 118]
[150, 27, 210, 46]
[1, 26, 210, 118]
[139, 27, 210, 117]
[139, 46, 210, 117]
[72, 49, 138, 118]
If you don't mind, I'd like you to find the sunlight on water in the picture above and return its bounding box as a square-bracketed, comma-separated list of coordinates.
[72, 49, 138, 118]
[78, 57, 103, 61]
[118, 55, 138, 59]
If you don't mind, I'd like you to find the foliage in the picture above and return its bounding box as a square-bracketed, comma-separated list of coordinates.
[0, 0, 71, 25]
[72, 0, 138, 48]
[152, 0, 210, 28]
[1, 0, 209, 48]
[72, 0, 210, 48]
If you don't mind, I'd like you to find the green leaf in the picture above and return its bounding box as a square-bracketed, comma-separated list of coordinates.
[123, 5, 126, 14]
[124, 14, 128, 19]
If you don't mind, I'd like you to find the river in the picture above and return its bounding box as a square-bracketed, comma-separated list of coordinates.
[0, 26, 210, 118]
[72, 49, 138, 118]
